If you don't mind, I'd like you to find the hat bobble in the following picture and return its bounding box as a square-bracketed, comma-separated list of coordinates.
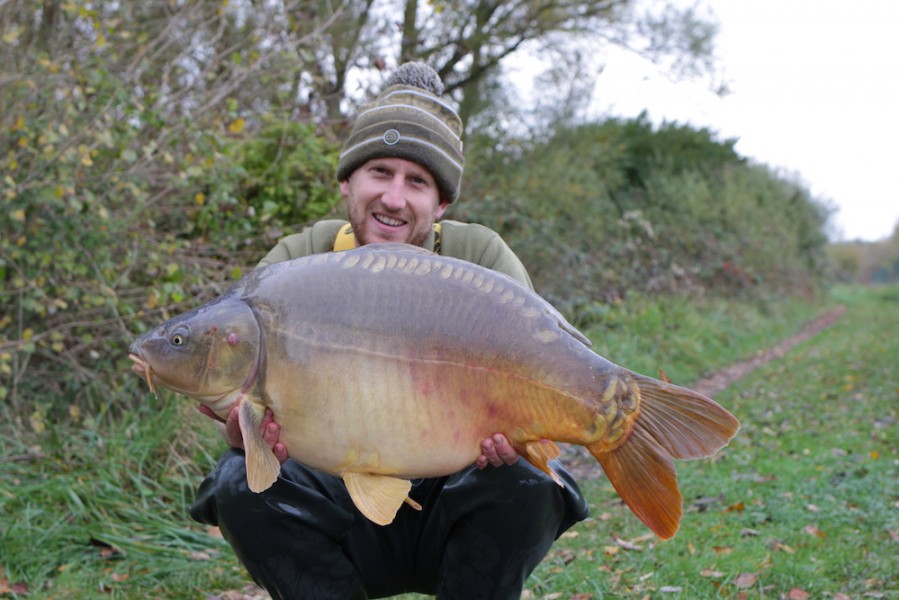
[337, 62, 465, 203]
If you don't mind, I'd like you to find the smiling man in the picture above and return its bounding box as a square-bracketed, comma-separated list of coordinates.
[190, 62, 588, 600]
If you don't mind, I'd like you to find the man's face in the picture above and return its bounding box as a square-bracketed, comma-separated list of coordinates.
[341, 157, 449, 247]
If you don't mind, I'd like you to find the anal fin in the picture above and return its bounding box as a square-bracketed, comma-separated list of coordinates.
[238, 397, 281, 493]
[343, 472, 418, 525]
[518, 439, 565, 487]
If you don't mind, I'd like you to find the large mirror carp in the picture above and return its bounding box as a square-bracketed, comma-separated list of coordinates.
[129, 244, 739, 538]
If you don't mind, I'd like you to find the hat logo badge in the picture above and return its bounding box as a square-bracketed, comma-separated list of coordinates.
[382, 129, 400, 145]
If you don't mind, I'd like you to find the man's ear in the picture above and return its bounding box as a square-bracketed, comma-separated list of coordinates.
[434, 200, 449, 219]
[339, 179, 350, 197]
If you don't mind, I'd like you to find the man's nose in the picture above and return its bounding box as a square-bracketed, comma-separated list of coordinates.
[381, 178, 406, 210]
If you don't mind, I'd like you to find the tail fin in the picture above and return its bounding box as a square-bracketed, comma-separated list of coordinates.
[589, 373, 740, 539]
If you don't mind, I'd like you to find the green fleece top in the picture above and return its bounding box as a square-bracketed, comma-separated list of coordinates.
[257, 219, 534, 290]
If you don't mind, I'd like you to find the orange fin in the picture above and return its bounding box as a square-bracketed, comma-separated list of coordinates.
[587, 372, 740, 539]
[590, 429, 681, 539]
[630, 372, 740, 459]
[518, 439, 565, 487]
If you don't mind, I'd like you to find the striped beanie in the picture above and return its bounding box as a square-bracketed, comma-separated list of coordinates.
[336, 62, 464, 203]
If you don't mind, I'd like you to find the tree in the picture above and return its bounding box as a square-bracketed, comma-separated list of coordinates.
[331, 0, 722, 127]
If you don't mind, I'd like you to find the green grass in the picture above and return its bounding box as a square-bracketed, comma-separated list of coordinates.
[3, 287, 896, 598]
[0, 402, 248, 598]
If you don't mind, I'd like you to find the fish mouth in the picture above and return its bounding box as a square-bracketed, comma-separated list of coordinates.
[128, 352, 158, 397]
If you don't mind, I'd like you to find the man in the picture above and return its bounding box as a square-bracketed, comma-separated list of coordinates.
[191, 62, 588, 599]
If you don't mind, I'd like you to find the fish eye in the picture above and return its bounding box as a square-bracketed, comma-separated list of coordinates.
[170, 327, 189, 347]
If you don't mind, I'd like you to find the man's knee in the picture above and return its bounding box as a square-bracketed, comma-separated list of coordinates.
[190, 450, 356, 540]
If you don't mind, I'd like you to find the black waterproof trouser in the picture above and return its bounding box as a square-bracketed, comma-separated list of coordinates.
[190, 450, 588, 599]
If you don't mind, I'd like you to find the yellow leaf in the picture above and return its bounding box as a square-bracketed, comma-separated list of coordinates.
[30, 411, 45, 434]
[3, 26, 21, 44]
[11, 208, 25, 222]
[195, 192, 205, 206]
[228, 118, 245, 134]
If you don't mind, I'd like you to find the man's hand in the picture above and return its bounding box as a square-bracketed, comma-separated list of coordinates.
[476, 433, 520, 469]
[197, 404, 289, 464]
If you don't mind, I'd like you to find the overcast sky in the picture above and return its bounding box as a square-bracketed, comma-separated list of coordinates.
[584, 0, 899, 242]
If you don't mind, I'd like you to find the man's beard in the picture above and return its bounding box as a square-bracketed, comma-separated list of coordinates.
[348, 205, 434, 248]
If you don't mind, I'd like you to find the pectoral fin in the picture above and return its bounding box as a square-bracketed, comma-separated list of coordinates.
[237, 397, 281, 493]
[518, 439, 565, 487]
[343, 473, 419, 526]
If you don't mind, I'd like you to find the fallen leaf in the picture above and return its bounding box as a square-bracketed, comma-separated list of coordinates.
[888, 529, 899, 543]
[206, 526, 224, 538]
[805, 503, 820, 512]
[788, 588, 810, 600]
[770, 540, 795, 554]
[613, 536, 644, 551]
[734, 572, 758, 588]
[713, 546, 734, 555]
[659, 586, 682, 593]
[89, 537, 124, 559]
[700, 569, 725, 578]
[832, 594, 851, 600]
[803, 525, 826, 538]
[725, 501, 746, 513]
[692, 495, 723, 511]
[570, 594, 593, 600]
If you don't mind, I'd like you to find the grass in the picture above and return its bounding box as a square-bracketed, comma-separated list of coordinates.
[2, 286, 896, 598]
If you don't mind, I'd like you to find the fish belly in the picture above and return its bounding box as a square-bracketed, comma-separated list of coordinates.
[263, 344, 601, 479]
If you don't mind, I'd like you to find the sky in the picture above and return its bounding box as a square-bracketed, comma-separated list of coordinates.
[583, 0, 899, 242]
